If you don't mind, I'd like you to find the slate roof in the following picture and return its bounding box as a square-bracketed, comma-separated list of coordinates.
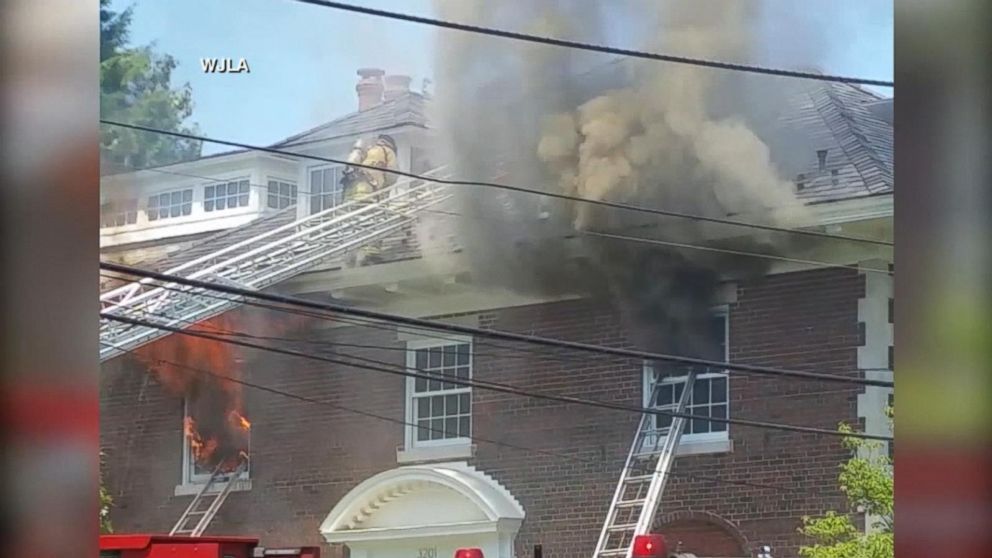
[779, 80, 893, 203]
[120, 70, 891, 277]
[272, 92, 429, 148]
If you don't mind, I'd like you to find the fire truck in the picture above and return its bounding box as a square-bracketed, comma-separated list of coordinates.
[98, 534, 713, 558]
[98, 534, 320, 558]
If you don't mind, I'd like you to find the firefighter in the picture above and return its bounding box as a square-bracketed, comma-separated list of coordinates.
[340, 134, 399, 266]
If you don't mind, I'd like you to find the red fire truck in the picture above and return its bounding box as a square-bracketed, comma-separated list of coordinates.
[99, 533, 699, 558]
[98, 534, 320, 558]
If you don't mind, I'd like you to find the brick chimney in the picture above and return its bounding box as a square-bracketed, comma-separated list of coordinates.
[356, 68, 385, 111]
[382, 74, 412, 102]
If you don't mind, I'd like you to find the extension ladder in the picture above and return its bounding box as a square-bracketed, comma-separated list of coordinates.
[99, 166, 451, 360]
[592, 369, 698, 558]
[171, 457, 249, 537]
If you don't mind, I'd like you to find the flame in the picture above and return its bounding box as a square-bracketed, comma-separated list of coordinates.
[132, 307, 307, 474]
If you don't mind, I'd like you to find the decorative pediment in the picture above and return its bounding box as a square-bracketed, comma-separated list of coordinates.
[320, 463, 524, 544]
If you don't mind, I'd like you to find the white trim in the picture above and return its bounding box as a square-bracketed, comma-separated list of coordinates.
[404, 337, 474, 455]
[320, 463, 525, 545]
[642, 307, 730, 448]
[174, 479, 251, 497]
[397, 443, 475, 464]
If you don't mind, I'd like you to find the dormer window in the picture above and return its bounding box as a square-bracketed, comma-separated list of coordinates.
[148, 189, 193, 221]
[204, 180, 250, 212]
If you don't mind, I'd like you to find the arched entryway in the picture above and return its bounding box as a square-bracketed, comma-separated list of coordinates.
[320, 463, 525, 558]
[656, 510, 749, 557]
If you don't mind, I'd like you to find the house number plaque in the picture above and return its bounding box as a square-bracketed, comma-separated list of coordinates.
[418, 547, 437, 558]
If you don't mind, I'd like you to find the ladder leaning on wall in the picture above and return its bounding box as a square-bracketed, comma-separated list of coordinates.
[592, 370, 698, 558]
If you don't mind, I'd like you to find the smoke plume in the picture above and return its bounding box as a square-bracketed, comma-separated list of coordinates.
[429, 0, 815, 357]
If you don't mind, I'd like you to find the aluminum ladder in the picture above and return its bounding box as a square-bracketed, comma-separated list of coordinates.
[592, 369, 698, 558]
[171, 457, 249, 537]
[99, 166, 452, 361]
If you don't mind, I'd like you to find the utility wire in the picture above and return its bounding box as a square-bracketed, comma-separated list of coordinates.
[101, 261, 894, 389]
[103, 273, 885, 374]
[107, 342, 818, 495]
[104, 158, 891, 273]
[285, 0, 893, 88]
[101, 312, 892, 442]
[100, 120, 894, 247]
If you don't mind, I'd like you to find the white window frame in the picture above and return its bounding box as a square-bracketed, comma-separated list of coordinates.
[203, 178, 251, 212]
[308, 164, 344, 215]
[643, 308, 730, 447]
[180, 399, 250, 487]
[100, 199, 138, 228]
[404, 336, 473, 451]
[147, 188, 194, 221]
[266, 177, 298, 209]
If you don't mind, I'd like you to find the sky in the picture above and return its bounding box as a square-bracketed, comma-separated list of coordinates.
[110, 0, 894, 156]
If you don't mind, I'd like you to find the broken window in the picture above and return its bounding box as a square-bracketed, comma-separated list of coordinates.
[182, 397, 251, 486]
[406, 338, 472, 447]
[100, 199, 138, 228]
[643, 312, 730, 443]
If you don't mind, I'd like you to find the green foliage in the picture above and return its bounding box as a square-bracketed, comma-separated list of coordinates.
[799, 412, 893, 558]
[100, 0, 201, 170]
[99, 451, 113, 534]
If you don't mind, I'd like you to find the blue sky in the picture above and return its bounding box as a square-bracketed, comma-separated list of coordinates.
[111, 0, 893, 156]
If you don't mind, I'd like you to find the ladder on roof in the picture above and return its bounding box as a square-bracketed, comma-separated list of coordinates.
[592, 370, 697, 558]
[171, 456, 249, 537]
[99, 166, 451, 361]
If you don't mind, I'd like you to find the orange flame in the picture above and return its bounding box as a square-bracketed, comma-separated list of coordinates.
[133, 307, 307, 473]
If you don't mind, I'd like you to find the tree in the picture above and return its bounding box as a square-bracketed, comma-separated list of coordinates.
[100, 450, 114, 533]
[100, 0, 201, 170]
[799, 409, 893, 558]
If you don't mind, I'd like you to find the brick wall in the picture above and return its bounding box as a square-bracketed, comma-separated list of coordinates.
[100, 267, 864, 558]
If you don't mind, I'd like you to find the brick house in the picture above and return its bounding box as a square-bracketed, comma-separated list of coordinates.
[100, 68, 893, 558]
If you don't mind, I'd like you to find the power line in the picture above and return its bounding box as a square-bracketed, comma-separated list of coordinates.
[103, 272, 885, 377]
[101, 261, 894, 389]
[101, 312, 892, 442]
[107, 343, 819, 495]
[100, 120, 893, 247]
[285, 0, 893, 88]
[106, 159, 891, 273]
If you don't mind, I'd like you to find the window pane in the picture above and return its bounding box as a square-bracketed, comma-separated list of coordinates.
[457, 344, 470, 365]
[415, 377, 427, 393]
[239, 181, 249, 193]
[429, 347, 442, 368]
[445, 417, 458, 437]
[415, 350, 427, 370]
[268, 194, 278, 208]
[712, 377, 727, 403]
[458, 416, 470, 437]
[673, 384, 684, 404]
[171, 191, 181, 205]
[459, 393, 470, 413]
[267, 181, 277, 194]
[430, 418, 443, 440]
[205, 200, 214, 212]
[429, 379, 441, 392]
[205, 185, 214, 198]
[657, 413, 672, 429]
[183, 189, 192, 202]
[227, 182, 238, 196]
[147, 208, 158, 221]
[170, 204, 181, 217]
[443, 345, 456, 366]
[148, 196, 158, 208]
[659, 384, 673, 406]
[181, 203, 192, 216]
[693, 379, 709, 404]
[417, 397, 429, 418]
[238, 194, 249, 206]
[217, 197, 226, 210]
[417, 420, 430, 441]
[445, 394, 458, 415]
